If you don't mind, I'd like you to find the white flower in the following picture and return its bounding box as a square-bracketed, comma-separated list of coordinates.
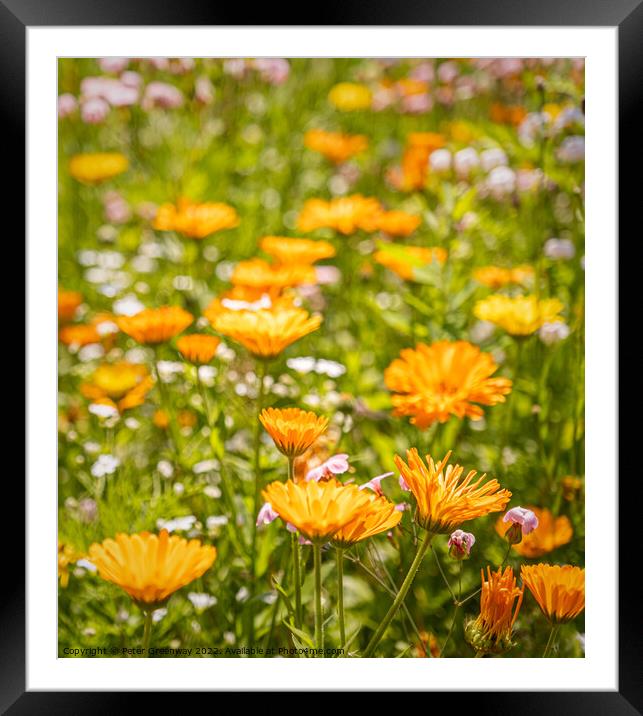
[235, 586, 250, 602]
[75, 558, 97, 572]
[193, 459, 219, 475]
[157, 460, 174, 478]
[480, 147, 508, 172]
[453, 147, 480, 177]
[157, 361, 184, 382]
[470, 320, 495, 343]
[486, 166, 516, 198]
[286, 356, 317, 374]
[198, 365, 216, 385]
[152, 608, 167, 623]
[78, 344, 105, 362]
[156, 515, 197, 533]
[315, 359, 346, 378]
[124, 417, 140, 430]
[173, 483, 184, 496]
[428, 148, 452, 173]
[539, 321, 571, 345]
[557, 135, 584, 163]
[113, 294, 145, 316]
[90, 454, 120, 477]
[187, 592, 217, 610]
[544, 238, 575, 260]
[206, 515, 229, 530]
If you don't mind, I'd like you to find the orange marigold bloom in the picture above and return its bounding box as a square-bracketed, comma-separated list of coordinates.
[69, 152, 129, 184]
[176, 334, 220, 364]
[304, 129, 368, 164]
[203, 287, 296, 324]
[297, 195, 384, 235]
[260, 236, 336, 265]
[495, 506, 573, 558]
[209, 306, 322, 359]
[392, 132, 447, 191]
[153, 409, 170, 429]
[259, 407, 329, 458]
[153, 197, 239, 239]
[490, 102, 528, 126]
[262, 479, 374, 542]
[395, 448, 511, 533]
[89, 530, 217, 609]
[473, 265, 534, 289]
[58, 288, 83, 322]
[327, 82, 372, 111]
[376, 211, 422, 237]
[474, 295, 564, 336]
[59, 323, 101, 347]
[374, 246, 447, 280]
[81, 362, 154, 413]
[230, 258, 317, 290]
[118, 306, 193, 344]
[521, 564, 585, 624]
[384, 340, 512, 428]
[331, 493, 402, 548]
[465, 566, 524, 654]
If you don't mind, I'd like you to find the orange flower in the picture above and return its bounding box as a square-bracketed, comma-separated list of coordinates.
[376, 211, 422, 237]
[304, 129, 368, 164]
[490, 102, 528, 126]
[495, 506, 573, 558]
[153, 409, 170, 429]
[331, 493, 402, 548]
[262, 479, 374, 542]
[473, 265, 534, 289]
[384, 340, 512, 428]
[59, 323, 101, 347]
[230, 258, 316, 290]
[521, 564, 585, 624]
[118, 306, 193, 344]
[176, 334, 220, 364]
[153, 197, 239, 239]
[374, 246, 447, 280]
[260, 236, 336, 265]
[259, 407, 329, 458]
[465, 566, 524, 654]
[88, 530, 217, 609]
[81, 362, 154, 413]
[69, 152, 129, 184]
[297, 195, 384, 235]
[58, 288, 83, 322]
[209, 306, 322, 359]
[395, 449, 511, 534]
[392, 132, 446, 191]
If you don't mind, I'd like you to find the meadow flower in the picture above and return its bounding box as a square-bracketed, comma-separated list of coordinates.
[304, 129, 368, 164]
[544, 238, 575, 260]
[453, 147, 480, 177]
[57, 93, 77, 118]
[520, 564, 585, 623]
[490, 102, 528, 126]
[81, 97, 110, 124]
[256, 502, 279, 526]
[331, 493, 402, 548]
[473, 265, 534, 288]
[230, 258, 317, 289]
[91, 454, 120, 478]
[261, 479, 374, 543]
[557, 136, 585, 163]
[394, 449, 511, 533]
[480, 147, 509, 172]
[118, 306, 193, 344]
[428, 148, 452, 173]
[259, 236, 336, 265]
[98, 57, 129, 73]
[58, 541, 82, 588]
[58, 288, 83, 322]
[253, 58, 290, 85]
[69, 152, 129, 184]
[448, 529, 475, 560]
[384, 340, 512, 428]
[474, 295, 564, 336]
[328, 82, 372, 111]
[374, 246, 447, 280]
[392, 132, 446, 190]
[496, 507, 573, 558]
[176, 334, 220, 364]
[501, 506, 539, 544]
[81, 362, 154, 412]
[59, 323, 101, 347]
[485, 166, 516, 198]
[359, 472, 393, 496]
[376, 211, 422, 237]
[465, 566, 523, 654]
[208, 306, 322, 359]
[142, 81, 184, 110]
[187, 592, 217, 611]
[297, 195, 384, 234]
[305, 453, 350, 482]
[153, 198, 239, 239]
[88, 530, 216, 609]
[260, 407, 329, 458]
[539, 321, 571, 345]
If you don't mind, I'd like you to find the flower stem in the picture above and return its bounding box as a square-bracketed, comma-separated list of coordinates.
[141, 610, 153, 656]
[152, 348, 182, 461]
[288, 457, 303, 629]
[542, 624, 560, 658]
[441, 561, 463, 657]
[313, 542, 324, 656]
[336, 547, 346, 648]
[362, 531, 433, 657]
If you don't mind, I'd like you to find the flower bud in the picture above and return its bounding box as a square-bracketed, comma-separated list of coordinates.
[447, 529, 475, 560]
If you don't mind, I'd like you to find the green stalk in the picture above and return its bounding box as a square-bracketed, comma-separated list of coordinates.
[152, 347, 182, 461]
[288, 457, 303, 629]
[336, 547, 346, 648]
[362, 531, 433, 657]
[542, 624, 560, 658]
[313, 542, 324, 656]
[141, 610, 153, 656]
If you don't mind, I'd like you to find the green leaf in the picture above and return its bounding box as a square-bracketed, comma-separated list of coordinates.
[282, 620, 316, 649]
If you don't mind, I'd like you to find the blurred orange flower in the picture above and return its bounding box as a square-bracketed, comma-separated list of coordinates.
[230, 258, 316, 290]
[376, 211, 422, 237]
[297, 195, 384, 235]
[118, 306, 193, 344]
[176, 334, 220, 364]
[59, 323, 101, 347]
[58, 288, 83, 323]
[260, 236, 336, 265]
[374, 246, 446, 280]
[153, 198, 239, 239]
[473, 265, 534, 289]
[304, 129, 368, 164]
[81, 362, 154, 413]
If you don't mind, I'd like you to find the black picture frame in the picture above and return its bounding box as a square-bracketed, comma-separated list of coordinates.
[9, 1, 638, 711]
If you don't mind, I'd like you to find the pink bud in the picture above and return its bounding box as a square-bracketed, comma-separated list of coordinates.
[256, 502, 278, 527]
[447, 529, 475, 559]
[503, 506, 539, 534]
[142, 82, 184, 110]
[305, 454, 349, 482]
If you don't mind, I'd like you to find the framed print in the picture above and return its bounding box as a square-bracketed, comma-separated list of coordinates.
[8, 0, 639, 710]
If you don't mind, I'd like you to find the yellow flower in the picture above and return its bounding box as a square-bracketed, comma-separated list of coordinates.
[394, 448, 511, 533]
[58, 541, 83, 588]
[520, 564, 585, 624]
[495, 506, 573, 558]
[58, 288, 83, 322]
[176, 334, 220, 364]
[88, 530, 217, 609]
[259, 407, 329, 458]
[376, 211, 422, 237]
[473, 295, 564, 335]
[153, 198, 239, 239]
[209, 306, 322, 359]
[69, 152, 129, 184]
[260, 236, 336, 265]
[465, 566, 524, 654]
[304, 129, 368, 164]
[297, 195, 384, 235]
[230, 258, 317, 290]
[374, 246, 447, 280]
[328, 82, 372, 111]
[384, 340, 512, 428]
[118, 306, 193, 344]
[262, 479, 374, 543]
[331, 494, 402, 548]
[473, 265, 534, 289]
[81, 362, 154, 413]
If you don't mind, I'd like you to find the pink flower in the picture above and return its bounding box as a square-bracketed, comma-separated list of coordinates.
[81, 97, 110, 124]
[359, 472, 394, 496]
[503, 506, 539, 534]
[394, 502, 408, 512]
[103, 191, 131, 224]
[99, 57, 130, 74]
[256, 502, 278, 526]
[447, 529, 475, 559]
[401, 93, 433, 114]
[399, 475, 410, 492]
[195, 76, 215, 105]
[80, 77, 138, 107]
[305, 454, 350, 482]
[58, 93, 77, 118]
[142, 82, 184, 110]
[120, 71, 142, 89]
[223, 59, 247, 79]
[253, 58, 290, 85]
[315, 266, 341, 285]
